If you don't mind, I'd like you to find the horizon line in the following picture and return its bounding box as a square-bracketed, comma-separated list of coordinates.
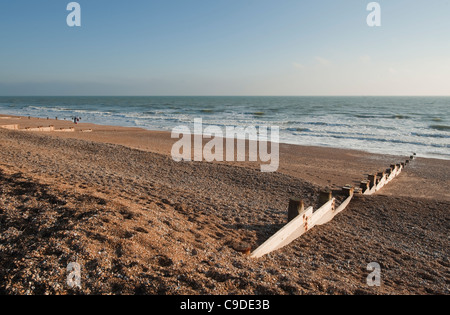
[1, 95, 450, 98]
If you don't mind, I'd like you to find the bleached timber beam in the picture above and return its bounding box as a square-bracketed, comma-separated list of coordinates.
[251, 200, 335, 258]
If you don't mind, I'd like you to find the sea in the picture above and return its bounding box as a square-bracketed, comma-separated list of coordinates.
[0, 96, 449, 160]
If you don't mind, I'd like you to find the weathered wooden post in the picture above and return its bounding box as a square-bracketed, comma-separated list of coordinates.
[368, 174, 377, 188]
[288, 198, 304, 223]
[318, 190, 332, 207]
[377, 171, 385, 180]
[360, 180, 370, 192]
[342, 185, 354, 197]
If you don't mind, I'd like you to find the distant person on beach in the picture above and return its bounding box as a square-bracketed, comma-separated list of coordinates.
[73, 117, 81, 124]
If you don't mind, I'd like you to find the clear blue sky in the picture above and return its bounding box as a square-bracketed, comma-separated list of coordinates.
[1, 0, 449, 96]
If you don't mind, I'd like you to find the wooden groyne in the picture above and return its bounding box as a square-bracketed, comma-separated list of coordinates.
[0, 124, 92, 133]
[0, 124, 19, 130]
[251, 154, 416, 259]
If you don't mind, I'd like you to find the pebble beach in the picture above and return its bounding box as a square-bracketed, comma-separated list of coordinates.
[0, 115, 449, 295]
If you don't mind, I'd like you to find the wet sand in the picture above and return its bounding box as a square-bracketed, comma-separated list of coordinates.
[0, 114, 448, 295]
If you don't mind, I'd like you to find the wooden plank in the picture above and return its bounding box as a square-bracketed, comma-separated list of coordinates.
[23, 127, 42, 132]
[54, 128, 75, 133]
[309, 199, 335, 227]
[316, 195, 352, 226]
[0, 124, 19, 130]
[364, 185, 376, 195]
[334, 195, 353, 215]
[39, 126, 54, 132]
[396, 165, 403, 176]
[250, 206, 314, 258]
[375, 175, 387, 191]
[251, 199, 336, 258]
[274, 207, 314, 252]
[385, 170, 394, 183]
[386, 166, 398, 183]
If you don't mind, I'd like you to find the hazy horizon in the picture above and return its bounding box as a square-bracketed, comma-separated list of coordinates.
[1, 0, 450, 96]
[2, 95, 450, 97]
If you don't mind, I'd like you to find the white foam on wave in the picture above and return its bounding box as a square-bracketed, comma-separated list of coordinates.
[1, 96, 449, 160]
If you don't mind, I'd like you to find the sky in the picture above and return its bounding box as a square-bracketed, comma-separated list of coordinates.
[0, 0, 449, 96]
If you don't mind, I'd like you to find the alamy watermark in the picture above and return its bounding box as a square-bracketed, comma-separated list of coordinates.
[66, 262, 82, 289]
[66, 2, 81, 27]
[171, 118, 280, 173]
[66, 2, 381, 28]
[366, 262, 381, 287]
[367, 2, 381, 27]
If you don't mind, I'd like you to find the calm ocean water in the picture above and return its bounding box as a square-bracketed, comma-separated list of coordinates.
[0, 96, 449, 159]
